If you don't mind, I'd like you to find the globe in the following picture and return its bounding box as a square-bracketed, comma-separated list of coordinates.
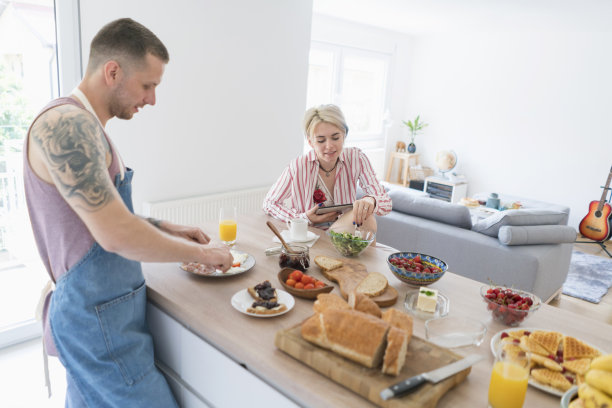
[435, 150, 457, 175]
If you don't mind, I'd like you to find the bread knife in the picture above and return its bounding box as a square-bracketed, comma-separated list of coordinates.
[380, 354, 484, 400]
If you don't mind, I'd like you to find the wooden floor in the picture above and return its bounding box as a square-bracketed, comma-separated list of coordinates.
[548, 238, 612, 326]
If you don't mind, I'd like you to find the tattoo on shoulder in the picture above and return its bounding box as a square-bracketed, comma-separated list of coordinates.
[31, 105, 115, 211]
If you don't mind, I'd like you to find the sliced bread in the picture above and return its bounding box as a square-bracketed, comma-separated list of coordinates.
[355, 272, 388, 297]
[314, 293, 350, 314]
[381, 308, 413, 342]
[314, 255, 344, 272]
[382, 327, 409, 376]
[348, 291, 382, 318]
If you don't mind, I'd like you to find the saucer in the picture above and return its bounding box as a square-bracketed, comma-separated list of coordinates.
[279, 230, 318, 243]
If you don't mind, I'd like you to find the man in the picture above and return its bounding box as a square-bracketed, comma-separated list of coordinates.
[24, 18, 232, 407]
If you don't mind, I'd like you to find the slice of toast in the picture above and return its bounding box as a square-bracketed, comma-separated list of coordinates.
[530, 330, 563, 356]
[563, 336, 601, 360]
[248, 280, 277, 303]
[355, 272, 388, 297]
[531, 368, 573, 392]
[314, 256, 344, 272]
[247, 301, 287, 315]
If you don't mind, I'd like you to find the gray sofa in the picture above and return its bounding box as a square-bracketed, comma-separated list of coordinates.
[376, 185, 576, 302]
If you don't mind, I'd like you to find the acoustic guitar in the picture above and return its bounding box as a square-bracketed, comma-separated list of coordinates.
[579, 166, 612, 242]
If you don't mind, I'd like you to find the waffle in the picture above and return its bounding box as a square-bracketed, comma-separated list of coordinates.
[519, 335, 549, 356]
[531, 368, 573, 392]
[562, 358, 592, 375]
[530, 353, 562, 371]
[530, 330, 562, 355]
[507, 329, 530, 339]
[563, 336, 601, 360]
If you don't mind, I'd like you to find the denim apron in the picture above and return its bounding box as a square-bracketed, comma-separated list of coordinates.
[49, 169, 178, 407]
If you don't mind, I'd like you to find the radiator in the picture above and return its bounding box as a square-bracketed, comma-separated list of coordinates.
[142, 186, 269, 226]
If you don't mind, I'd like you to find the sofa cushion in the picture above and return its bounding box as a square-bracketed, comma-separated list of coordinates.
[472, 209, 568, 237]
[498, 225, 577, 245]
[390, 194, 472, 229]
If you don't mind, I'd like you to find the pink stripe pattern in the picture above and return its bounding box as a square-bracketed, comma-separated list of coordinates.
[263, 147, 392, 222]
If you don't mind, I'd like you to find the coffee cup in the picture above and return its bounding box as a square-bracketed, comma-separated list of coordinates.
[287, 218, 308, 241]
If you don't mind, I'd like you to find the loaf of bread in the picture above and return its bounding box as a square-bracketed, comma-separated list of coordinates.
[382, 327, 409, 376]
[381, 308, 413, 342]
[314, 293, 350, 314]
[314, 255, 344, 272]
[348, 291, 382, 318]
[301, 309, 390, 368]
[355, 272, 388, 297]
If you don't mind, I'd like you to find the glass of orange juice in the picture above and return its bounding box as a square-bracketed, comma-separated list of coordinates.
[219, 206, 237, 246]
[488, 343, 529, 408]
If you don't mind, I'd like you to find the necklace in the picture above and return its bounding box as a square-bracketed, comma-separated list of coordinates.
[319, 159, 339, 177]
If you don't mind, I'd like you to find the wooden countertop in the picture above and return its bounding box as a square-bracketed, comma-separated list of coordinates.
[142, 212, 612, 408]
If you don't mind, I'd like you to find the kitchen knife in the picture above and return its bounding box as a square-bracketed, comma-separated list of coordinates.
[380, 354, 484, 400]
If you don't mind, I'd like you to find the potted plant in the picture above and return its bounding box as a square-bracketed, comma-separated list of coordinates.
[402, 115, 428, 153]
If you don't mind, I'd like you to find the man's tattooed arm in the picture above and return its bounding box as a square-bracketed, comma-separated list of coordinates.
[30, 105, 115, 211]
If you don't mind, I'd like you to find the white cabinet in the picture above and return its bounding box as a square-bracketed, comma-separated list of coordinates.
[424, 176, 468, 203]
[147, 303, 298, 408]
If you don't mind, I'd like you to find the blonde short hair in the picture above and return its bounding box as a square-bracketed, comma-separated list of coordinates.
[303, 104, 349, 140]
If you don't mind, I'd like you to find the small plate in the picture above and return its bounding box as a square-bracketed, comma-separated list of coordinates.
[231, 288, 294, 318]
[404, 290, 449, 319]
[425, 316, 487, 348]
[280, 230, 318, 243]
[490, 328, 606, 397]
[180, 250, 255, 278]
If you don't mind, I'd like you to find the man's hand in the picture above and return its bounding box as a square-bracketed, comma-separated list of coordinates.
[306, 204, 340, 224]
[200, 243, 233, 273]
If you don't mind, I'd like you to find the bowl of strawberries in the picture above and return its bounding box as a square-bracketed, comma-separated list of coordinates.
[480, 285, 541, 327]
[278, 268, 333, 299]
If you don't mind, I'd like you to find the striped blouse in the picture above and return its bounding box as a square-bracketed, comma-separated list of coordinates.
[263, 147, 392, 222]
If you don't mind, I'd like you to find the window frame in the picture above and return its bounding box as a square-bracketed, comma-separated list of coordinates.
[306, 40, 393, 150]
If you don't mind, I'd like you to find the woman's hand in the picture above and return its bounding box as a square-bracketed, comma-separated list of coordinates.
[306, 204, 340, 224]
[353, 197, 376, 226]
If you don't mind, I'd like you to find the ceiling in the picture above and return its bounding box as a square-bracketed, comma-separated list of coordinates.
[312, 0, 612, 34]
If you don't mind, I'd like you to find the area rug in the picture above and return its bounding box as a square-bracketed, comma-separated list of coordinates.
[562, 250, 612, 303]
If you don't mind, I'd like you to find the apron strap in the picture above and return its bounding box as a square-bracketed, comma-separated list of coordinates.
[35, 280, 55, 398]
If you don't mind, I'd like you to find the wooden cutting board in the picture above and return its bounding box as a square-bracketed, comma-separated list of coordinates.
[319, 258, 398, 307]
[275, 324, 471, 408]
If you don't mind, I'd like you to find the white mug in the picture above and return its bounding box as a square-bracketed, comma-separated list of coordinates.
[287, 218, 308, 241]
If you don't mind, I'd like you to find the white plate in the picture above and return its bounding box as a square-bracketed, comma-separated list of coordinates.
[280, 230, 318, 243]
[179, 250, 255, 278]
[231, 288, 294, 318]
[490, 327, 606, 397]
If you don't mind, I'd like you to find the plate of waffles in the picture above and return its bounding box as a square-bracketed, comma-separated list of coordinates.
[490, 327, 605, 397]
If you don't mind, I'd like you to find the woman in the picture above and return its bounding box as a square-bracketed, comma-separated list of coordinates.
[263, 104, 391, 232]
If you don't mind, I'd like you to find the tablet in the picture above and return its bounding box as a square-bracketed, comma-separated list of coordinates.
[315, 203, 353, 215]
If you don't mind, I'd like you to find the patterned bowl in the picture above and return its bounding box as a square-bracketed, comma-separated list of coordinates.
[386, 252, 448, 286]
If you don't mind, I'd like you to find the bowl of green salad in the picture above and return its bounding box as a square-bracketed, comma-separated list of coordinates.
[327, 226, 375, 257]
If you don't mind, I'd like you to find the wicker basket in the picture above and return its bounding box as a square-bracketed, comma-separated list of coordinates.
[408, 165, 434, 181]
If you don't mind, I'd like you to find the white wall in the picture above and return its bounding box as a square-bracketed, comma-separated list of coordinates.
[78, 0, 313, 212]
[406, 31, 612, 228]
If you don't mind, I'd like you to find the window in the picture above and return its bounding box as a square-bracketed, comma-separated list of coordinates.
[306, 42, 391, 149]
[0, 0, 81, 349]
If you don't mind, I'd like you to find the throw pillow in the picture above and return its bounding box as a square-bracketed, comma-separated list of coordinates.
[472, 209, 568, 237]
[498, 225, 577, 245]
